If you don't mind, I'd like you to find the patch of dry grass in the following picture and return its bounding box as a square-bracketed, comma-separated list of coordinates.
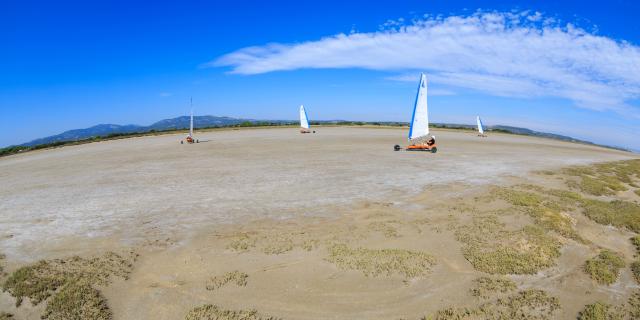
[629, 291, 640, 319]
[577, 302, 624, 320]
[455, 216, 561, 274]
[2, 251, 136, 307]
[206, 271, 248, 291]
[0, 312, 13, 320]
[327, 244, 435, 278]
[632, 261, 640, 285]
[492, 188, 584, 242]
[228, 234, 257, 252]
[576, 290, 640, 320]
[470, 276, 516, 299]
[580, 199, 640, 233]
[434, 289, 560, 320]
[561, 160, 640, 196]
[367, 221, 401, 238]
[0, 253, 5, 275]
[584, 250, 625, 285]
[227, 230, 326, 255]
[42, 280, 111, 320]
[184, 305, 280, 320]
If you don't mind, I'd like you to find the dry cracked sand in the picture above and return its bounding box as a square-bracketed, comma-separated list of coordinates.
[1, 127, 639, 320]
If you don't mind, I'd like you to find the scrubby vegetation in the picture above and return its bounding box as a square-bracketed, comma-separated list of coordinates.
[561, 160, 640, 196]
[492, 188, 584, 242]
[368, 221, 401, 238]
[184, 305, 281, 320]
[577, 291, 640, 320]
[206, 271, 248, 291]
[577, 302, 624, 320]
[0, 253, 5, 275]
[583, 250, 625, 285]
[42, 280, 111, 320]
[2, 251, 135, 307]
[0, 252, 135, 319]
[0, 312, 13, 320]
[327, 244, 435, 278]
[228, 233, 257, 252]
[580, 199, 640, 233]
[434, 289, 560, 320]
[261, 235, 294, 255]
[455, 216, 561, 274]
[470, 276, 516, 299]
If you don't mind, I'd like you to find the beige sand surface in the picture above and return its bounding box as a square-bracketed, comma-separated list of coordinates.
[0, 127, 631, 261]
[0, 127, 638, 319]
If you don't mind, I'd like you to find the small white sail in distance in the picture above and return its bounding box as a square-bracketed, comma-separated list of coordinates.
[189, 109, 194, 137]
[299, 105, 310, 129]
[408, 73, 429, 141]
[477, 116, 484, 135]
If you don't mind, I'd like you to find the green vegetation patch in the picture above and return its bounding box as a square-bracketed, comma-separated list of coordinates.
[570, 176, 626, 196]
[185, 304, 281, 320]
[470, 276, 517, 299]
[455, 216, 561, 274]
[434, 289, 560, 320]
[562, 160, 640, 196]
[583, 250, 625, 285]
[261, 235, 294, 255]
[632, 236, 640, 255]
[0, 313, 13, 320]
[0, 253, 5, 275]
[367, 221, 400, 238]
[2, 251, 135, 307]
[632, 261, 640, 284]
[206, 271, 248, 291]
[227, 231, 320, 254]
[228, 234, 257, 252]
[580, 199, 640, 233]
[577, 302, 624, 320]
[42, 280, 111, 320]
[629, 291, 640, 320]
[327, 244, 435, 278]
[492, 188, 583, 241]
[635, 189, 640, 197]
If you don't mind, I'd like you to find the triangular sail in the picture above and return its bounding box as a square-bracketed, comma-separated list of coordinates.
[477, 116, 484, 135]
[299, 105, 310, 129]
[408, 73, 429, 141]
[189, 109, 194, 137]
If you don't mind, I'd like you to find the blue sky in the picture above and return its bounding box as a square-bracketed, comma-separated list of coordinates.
[1, 0, 639, 150]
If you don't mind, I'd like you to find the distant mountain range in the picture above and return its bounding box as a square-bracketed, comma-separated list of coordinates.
[19, 115, 629, 152]
[22, 116, 265, 146]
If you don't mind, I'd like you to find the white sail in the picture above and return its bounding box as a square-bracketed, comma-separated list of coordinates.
[477, 116, 484, 135]
[299, 105, 310, 129]
[189, 109, 194, 137]
[408, 73, 429, 141]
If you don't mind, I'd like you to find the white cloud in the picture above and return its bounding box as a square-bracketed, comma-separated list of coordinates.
[209, 11, 640, 114]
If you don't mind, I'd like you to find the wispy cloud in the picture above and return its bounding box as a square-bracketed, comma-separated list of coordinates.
[159, 92, 172, 97]
[209, 11, 640, 114]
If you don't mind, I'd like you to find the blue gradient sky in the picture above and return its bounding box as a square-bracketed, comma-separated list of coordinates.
[1, 0, 639, 150]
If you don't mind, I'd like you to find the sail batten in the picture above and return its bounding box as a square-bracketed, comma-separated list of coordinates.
[408, 73, 429, 141]
[299, 105, 310, 129]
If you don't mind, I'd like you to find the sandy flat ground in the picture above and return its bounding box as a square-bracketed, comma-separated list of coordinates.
[0, 127, 638, 320]
[0, 127, 632, 261]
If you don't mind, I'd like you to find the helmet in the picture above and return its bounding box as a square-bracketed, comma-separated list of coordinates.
[431, 135, 436, 139]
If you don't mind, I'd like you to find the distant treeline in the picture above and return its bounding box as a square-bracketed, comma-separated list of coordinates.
[0, 121, 630, 157]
